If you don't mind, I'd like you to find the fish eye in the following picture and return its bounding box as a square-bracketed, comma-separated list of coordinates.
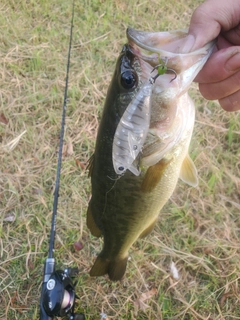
[121, 70, 138, 89]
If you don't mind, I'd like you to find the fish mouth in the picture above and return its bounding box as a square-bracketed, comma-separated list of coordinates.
[127, 27, 216, 76]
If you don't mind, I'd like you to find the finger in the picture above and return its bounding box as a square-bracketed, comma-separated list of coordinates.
[222, 23, 240, 46]
[198, 69, 240, 101]
[217, 35, 235, 50]
[195, 46, 240, 83]
[188, 0, 240, 50]
[219, 90, 240, 111]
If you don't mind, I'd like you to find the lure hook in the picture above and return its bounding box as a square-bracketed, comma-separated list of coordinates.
[150, 64, 177, 83]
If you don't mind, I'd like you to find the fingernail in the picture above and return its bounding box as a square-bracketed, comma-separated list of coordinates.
[179, 34, 195, 53]
[225, 50, 240, 72]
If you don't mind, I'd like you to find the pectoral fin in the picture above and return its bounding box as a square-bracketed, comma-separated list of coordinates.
[141, 158, 172, 193]
[179, 154, 198, 187]
[86, 205, 102, 237]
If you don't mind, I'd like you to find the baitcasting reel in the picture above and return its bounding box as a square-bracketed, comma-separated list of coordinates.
[40, 259, 85, 320]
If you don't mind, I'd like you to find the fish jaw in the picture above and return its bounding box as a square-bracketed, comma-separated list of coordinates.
[127, 27, 215, 94]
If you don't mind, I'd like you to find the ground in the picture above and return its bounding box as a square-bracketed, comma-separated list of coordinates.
[0, 0, 240, 319]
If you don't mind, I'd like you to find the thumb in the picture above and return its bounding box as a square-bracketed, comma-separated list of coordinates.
[187, 0, 240, 50]
[195, 46, 240, 84]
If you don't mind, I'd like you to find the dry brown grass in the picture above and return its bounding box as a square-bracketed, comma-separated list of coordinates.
[0, 0, 240, 319]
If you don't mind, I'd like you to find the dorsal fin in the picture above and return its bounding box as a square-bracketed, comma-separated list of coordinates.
[179, 154, 198, 187]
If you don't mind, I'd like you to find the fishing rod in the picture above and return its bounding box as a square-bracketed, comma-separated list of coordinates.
[39, 2, 85, 319]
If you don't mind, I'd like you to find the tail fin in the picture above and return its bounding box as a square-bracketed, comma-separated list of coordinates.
[90, 256, 128, 281]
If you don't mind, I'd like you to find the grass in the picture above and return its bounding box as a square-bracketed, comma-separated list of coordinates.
[0, 0, 240, 319]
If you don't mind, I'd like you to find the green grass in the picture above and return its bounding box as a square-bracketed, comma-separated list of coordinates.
[1, 0, 240, 319]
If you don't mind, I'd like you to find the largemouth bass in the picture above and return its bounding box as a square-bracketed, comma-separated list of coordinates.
[87, 28, 215, 281]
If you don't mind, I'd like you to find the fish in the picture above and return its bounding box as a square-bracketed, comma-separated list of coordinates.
[86, 27, 215, 281]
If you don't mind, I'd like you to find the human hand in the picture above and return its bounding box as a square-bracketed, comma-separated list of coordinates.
[187, 0, 240, 111]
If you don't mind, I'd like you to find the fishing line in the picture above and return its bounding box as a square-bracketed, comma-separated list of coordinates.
[39, 1, 85, 319]
[102, 175, 121, 217]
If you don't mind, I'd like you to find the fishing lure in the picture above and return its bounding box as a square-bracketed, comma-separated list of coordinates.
[112, 63, 177, 176]
[112, 79, 153, 176]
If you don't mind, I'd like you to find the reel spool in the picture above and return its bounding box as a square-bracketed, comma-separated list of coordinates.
[40, 264, 85, 320]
